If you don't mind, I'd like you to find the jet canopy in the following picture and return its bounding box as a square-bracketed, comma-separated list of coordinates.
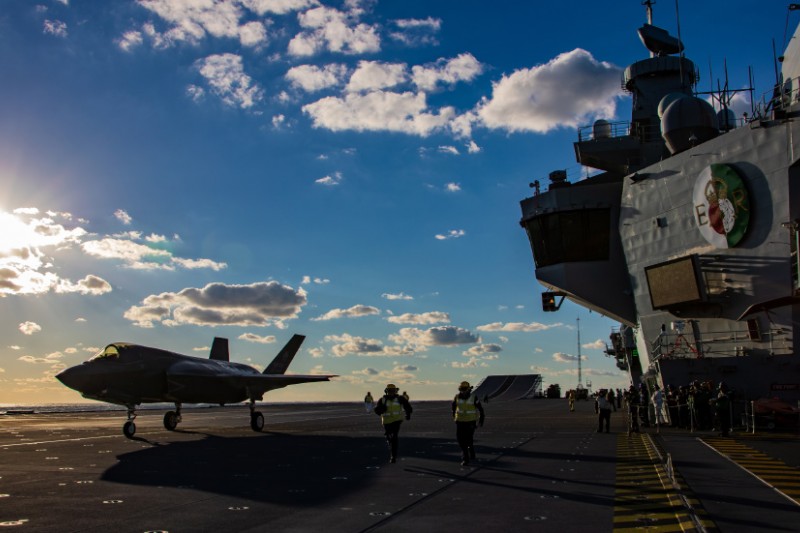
[88, 343, 131, 361]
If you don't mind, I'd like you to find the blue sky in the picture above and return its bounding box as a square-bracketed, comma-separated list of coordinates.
[0, 0, 793, 404]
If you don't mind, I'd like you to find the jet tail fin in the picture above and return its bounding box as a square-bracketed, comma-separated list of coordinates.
[263, 334, 306, 374]
[210, 337, 229, 361]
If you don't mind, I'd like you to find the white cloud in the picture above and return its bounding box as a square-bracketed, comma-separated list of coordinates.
[477, 48, 622, 133]
[288, 5, 380, 57]
[382, 292, 413, 301]
[286, 63, 348, 92]
[315, 171, 343, 186]
[552, 352, 587, 363]
[272, 114, 286, 128]
[582, 339, 606, 350]
[325, 333, 409, 357]
[43, 19, 68, 38]
[346, 61, 407, 93]
[19, 322, 42, 335]
[303, 90, 455, 136]
[56, 275, 112, 295]
[411, 53, 483, 92]
[477, 321, 562, 332]
[445, 183, 461, 192]
[240, 0, 319, 15]
[238, 333, 277, 344]
[389, 326, 479, 350]
[438, 145, 459, 155]
[389, 17, 441, 46]
[117, 30, 144, 51]
[434, 229, 465, 240]
[124, 281, 307, 328]
[312, 304, 379, 321]
[195, 53, 263, 110]
[114, 209, 133, 225]
[81, 237, 225, 271]
[466, 140, 481, 153]
[461, 343, 502, 357]
[386, 311, 449, 325]
[301, 275, 330, 284]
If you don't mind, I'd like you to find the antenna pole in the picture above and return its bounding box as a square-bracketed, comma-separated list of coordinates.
[577, 317, 583, 390]
[643, 0, 654, 25]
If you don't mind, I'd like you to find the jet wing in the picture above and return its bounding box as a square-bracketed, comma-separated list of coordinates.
[238, 373, 335, 394]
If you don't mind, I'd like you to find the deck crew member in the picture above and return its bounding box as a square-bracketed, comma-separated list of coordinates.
[374, 383, 412, 463]
[568, 389, 575, 412]
[452, 381, 485, 466]
[364, 391, 374, 413]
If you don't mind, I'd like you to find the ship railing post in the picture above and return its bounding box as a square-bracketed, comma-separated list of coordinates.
[750, 400, 757, 435]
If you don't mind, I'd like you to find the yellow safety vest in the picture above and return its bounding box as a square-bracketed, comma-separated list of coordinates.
[381, 397, 404, 424]
[454, 394, 478, 422]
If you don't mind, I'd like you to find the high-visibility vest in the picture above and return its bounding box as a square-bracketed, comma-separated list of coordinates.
[381, 397, 404, 424]
[454, 394, 478, 422]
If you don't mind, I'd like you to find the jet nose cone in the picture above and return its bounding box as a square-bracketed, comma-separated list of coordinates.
[55, 365, 83, 391]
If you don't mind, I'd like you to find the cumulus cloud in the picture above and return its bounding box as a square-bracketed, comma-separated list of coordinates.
[389, 16, 441, 46]
[445, 182, 461, 192]
[286, 63, 348, 92]
[0, 210, 116, 298]
[382, 292, 413, 300]
[325, 333, 409, 357]
[477, 48, 622, 133]
[301, 275, 330, 284]
[552, 352, 586, 363]
[312, 304, 379, 321]
[411, 53, 483, 92]
[462, 343, 502, 357]
[288, 5, 380, 57]
[81, 236, 225, 271]
[386, 311, 449, 325]
[195, 53, 263, 109]
[43, 19, 68, 38]
[19, 322, 42, 336]
[19, 351, 62, 364]
[315, 171, 343, 186]
[124, 281, 307, 328]
[346, 61, 407, 92]
[582, 339, 606, 350]
[303, 90, 455, 136]
[56, 275, 112, 295]
[239, 333, 277, 344]
[476, 321, 562, 332]
[389, 326, 479, 350]
[114, 209, 133, 225]
[434, 229, 465, 240]
[117, 30, 144, 51]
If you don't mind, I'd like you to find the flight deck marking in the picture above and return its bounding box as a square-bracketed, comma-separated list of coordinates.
[613, 433, 709, 532]
[700, 437, 800, 507]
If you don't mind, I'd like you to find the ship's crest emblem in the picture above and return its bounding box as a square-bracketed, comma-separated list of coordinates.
[693, 164, 750, 248]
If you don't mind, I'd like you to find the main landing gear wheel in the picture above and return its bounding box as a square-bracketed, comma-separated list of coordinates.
[123, 421, 136, 438]
[164, 411, 179, 431]
[250, 411, 264, 432]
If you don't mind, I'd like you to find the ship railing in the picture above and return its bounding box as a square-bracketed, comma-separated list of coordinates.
[577, 120, 664, 143]
[650, 327, 791, 361]
[753, 76, 800, 119]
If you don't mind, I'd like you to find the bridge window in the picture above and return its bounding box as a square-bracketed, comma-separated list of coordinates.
[523, 209, 611, 267]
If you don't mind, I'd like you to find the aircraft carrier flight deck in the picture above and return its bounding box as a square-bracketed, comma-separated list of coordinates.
[1, 399, 799, 532]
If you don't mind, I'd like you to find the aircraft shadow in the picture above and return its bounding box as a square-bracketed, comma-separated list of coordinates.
[102, 433, 471, 505]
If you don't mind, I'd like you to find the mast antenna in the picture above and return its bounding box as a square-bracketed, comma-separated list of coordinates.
[576, 317, 583, 390]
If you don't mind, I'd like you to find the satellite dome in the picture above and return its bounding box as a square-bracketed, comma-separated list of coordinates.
[658, 93, 688, 118]
[593, 119, 612, 139]
[717, 108, 737, 131]
[661, 96, 719, 154]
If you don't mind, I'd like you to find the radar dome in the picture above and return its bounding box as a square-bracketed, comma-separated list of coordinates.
[658, 93, 688, 118]
[661, 96, 719, 154]
[717, 108, 737, 131]
[593, 119, 612, 139]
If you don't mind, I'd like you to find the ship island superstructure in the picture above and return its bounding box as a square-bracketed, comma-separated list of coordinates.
[520, 3, 800, 401]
